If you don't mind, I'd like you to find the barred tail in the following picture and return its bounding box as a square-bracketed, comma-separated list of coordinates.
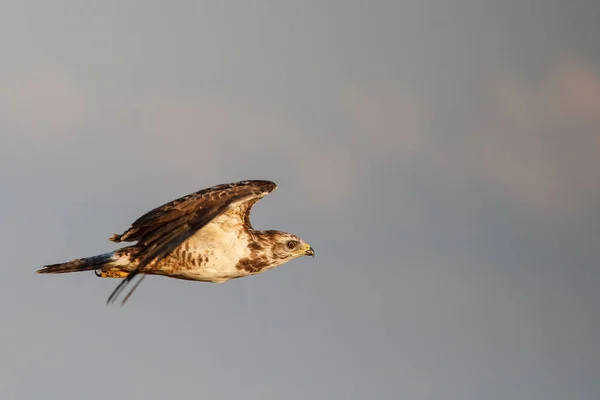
[36, 252, 115, 274]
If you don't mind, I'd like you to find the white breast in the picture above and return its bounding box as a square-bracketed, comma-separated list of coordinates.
[173, 219, 253, 282]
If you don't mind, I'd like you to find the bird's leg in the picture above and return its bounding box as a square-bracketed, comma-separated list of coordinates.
[95, 269, 130, 278]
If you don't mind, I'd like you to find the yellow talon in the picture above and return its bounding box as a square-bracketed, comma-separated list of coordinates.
[96, 269, 130, 278]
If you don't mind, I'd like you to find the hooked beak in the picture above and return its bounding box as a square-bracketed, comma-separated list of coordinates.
[304, 245, 315, 258]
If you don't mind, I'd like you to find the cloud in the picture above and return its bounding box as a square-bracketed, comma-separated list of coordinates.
[105, 89, 370, 208]
[335, 55, 600, 220]
[337, 81, 431, 164]
[5, 54, 599, 219]
[0, 59, 89, 141]
[291, 145, 365, 208]
[474, 55, 600, 216]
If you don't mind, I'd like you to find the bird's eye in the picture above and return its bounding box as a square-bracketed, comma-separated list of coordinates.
[287, 240, 297, 249]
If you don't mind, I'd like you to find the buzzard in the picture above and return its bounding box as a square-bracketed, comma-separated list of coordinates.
[37, 180, 314, 305]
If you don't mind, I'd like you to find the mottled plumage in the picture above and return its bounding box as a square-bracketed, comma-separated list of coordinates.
[37, 180, 314, 305]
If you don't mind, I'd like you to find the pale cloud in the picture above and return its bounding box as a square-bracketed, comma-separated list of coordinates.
[331, 55, 600, 220]
[130, 91, 298, 172]
[338, 82, 431, 163]
[287, 82, 431, 207]
[0, 59, 423, 210]
[292, 145, 365, 208]
[551, 55, 600, 120]
[106, 89, 370, 208]
[0, 57, 372, 210]
[476, 55, 600, 216]
[4, 54, 598, 219]
[136, 91, 296, 148]
[0, 59, 89, 140]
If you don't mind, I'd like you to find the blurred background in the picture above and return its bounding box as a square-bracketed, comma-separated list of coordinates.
[1, 1, 598, 399]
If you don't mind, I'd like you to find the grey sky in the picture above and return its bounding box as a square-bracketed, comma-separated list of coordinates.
[1, 1, 598, 399]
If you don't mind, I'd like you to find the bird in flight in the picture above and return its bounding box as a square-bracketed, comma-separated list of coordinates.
[37, 180, 314, 305]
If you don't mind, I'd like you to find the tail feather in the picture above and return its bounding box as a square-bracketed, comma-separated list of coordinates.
[36, 252, 114, 274]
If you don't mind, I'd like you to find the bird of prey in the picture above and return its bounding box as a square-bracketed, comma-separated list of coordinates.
[37, 180, 314, 305]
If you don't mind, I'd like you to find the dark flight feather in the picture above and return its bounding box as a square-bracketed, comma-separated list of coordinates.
[106, 180, 277, 304]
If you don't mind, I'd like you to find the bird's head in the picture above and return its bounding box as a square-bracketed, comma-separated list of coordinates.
[255, 230, 315, 263]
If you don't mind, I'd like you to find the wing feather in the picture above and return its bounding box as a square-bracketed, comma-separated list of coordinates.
[106, 179, 277, 304]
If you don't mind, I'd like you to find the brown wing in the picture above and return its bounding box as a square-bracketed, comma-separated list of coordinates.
[110, 180, 276, 243]
[106, 179, 277, 304]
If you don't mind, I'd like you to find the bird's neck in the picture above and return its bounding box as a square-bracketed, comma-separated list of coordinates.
[250, 230, 279, 254]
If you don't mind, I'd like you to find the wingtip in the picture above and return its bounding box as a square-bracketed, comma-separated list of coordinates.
[36, 265, 52, 274]
[258, 180, 278, 192]
[265, 180, 278, 192]
[238, 179, 277, 193]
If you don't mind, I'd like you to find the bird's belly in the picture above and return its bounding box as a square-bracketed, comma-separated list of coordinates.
[153, 225, 251, 283]
[181, 257, 249, 283]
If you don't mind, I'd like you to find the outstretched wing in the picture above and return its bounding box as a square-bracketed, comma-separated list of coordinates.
[107, 179, 277, 304]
